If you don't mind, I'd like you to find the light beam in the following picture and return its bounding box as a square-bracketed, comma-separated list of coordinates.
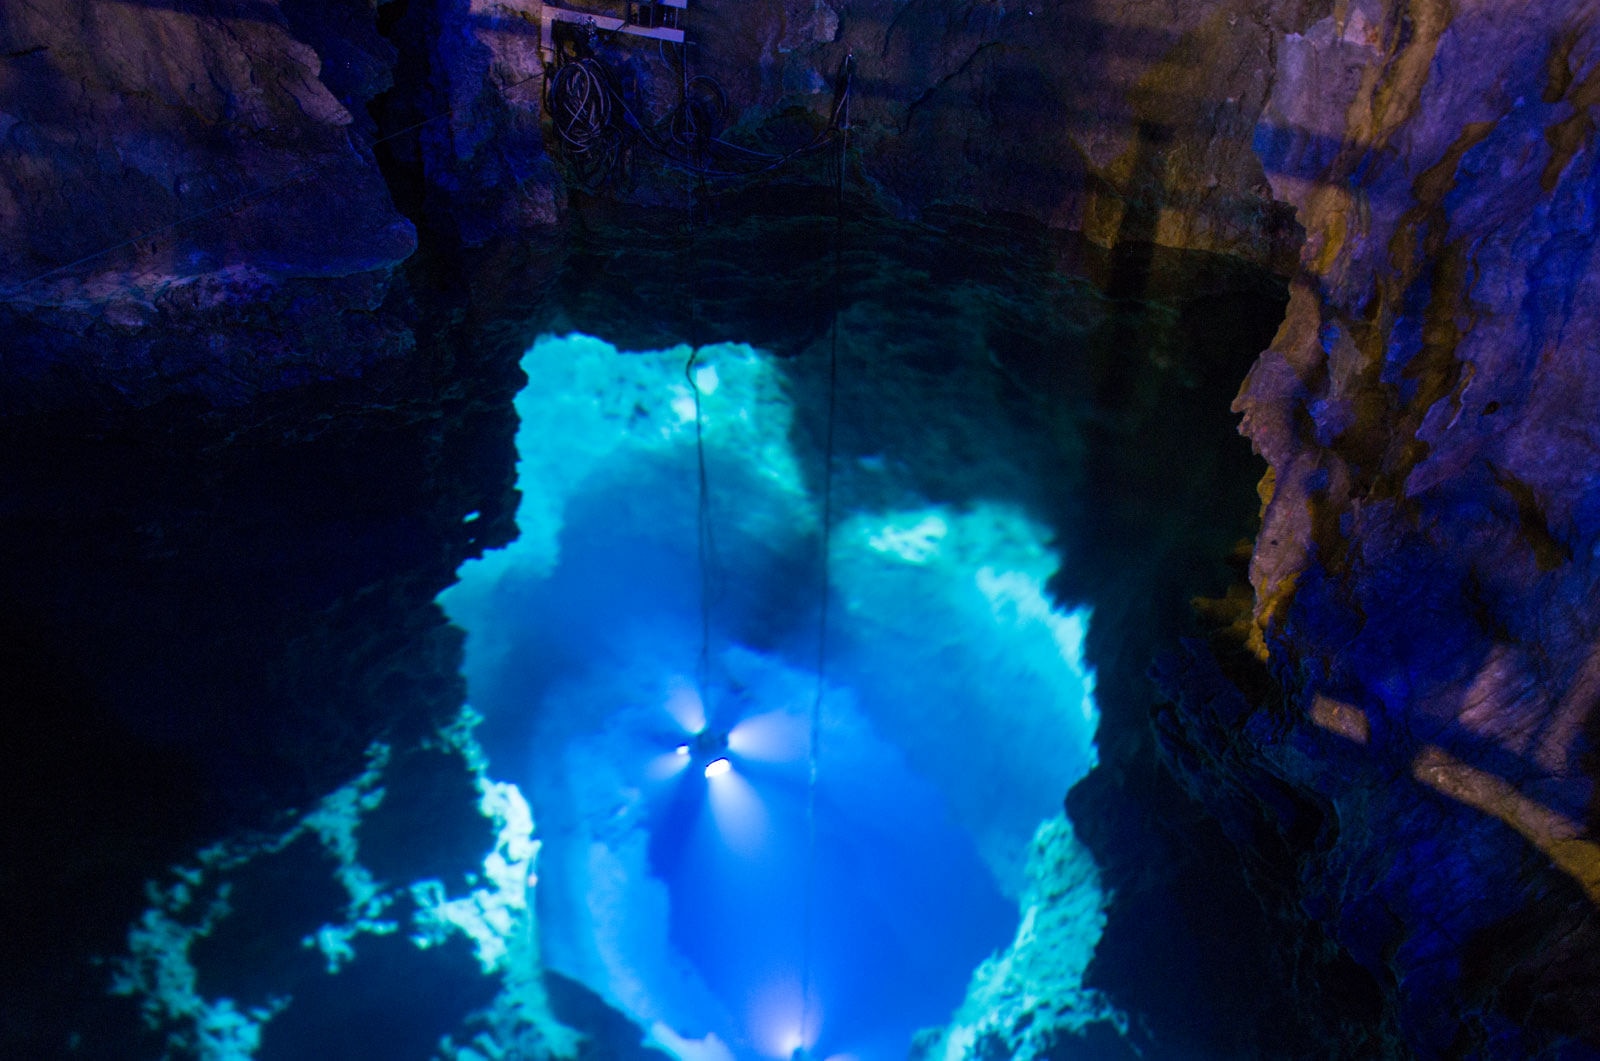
[728, 710, 810, 764]
[646, 751, 692, 782]
[705, 765, 767, 853]
[665, 679, 707, 735]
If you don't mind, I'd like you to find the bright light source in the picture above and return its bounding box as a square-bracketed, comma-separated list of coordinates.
[704, 757, 732, 779]
[693, 363, 720, 395]
[675, 744, 691, 756]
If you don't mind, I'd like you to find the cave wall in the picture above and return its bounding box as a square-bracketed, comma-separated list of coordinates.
[5, 0, 1600, 1056]
[1156, 0, 1600, 1055]
[420, 0, 1319, 265]
[2, 0, 1331, 409]
[0, 0, 419, 410]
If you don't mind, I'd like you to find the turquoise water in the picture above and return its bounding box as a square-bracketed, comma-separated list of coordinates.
[440, 333, 1104, 1061]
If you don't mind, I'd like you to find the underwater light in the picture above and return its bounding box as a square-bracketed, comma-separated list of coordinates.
[692, 727, 730, 757]
[676, 744, 691, 756]
[704, 757, 732, 778]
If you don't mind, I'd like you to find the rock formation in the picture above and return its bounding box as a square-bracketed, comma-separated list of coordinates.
[1158, 1, 1600, 1056]
[3, 0, 1599, 1057]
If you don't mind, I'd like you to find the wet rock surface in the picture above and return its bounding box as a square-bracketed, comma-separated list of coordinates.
[0, 0, 414, 410]
[2, 0, 1320, 409]
[1157, 0, 1600, 1056]
[0, 204, 1291, 1058]
[0, 243, 523, 1055]
[6, 0, 1600, 1057]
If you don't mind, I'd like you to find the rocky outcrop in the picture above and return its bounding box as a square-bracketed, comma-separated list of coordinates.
[1159, 1, 1600, 1055]
[0, 0, 1324, 408]
[375, 0, 560, 246]
[0, 0, 414, 409]
[523, 0, 1314, 267]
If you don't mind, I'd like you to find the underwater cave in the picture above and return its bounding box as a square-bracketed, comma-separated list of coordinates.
[5, 1, 1600, 1060]
[439, 332, 1105, 1061]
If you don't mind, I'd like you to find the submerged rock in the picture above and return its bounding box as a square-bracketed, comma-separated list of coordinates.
[913, 815, 1126, 1061]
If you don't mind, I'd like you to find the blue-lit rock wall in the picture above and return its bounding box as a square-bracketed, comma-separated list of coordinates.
[2, 0, 1324, 410]
[1159, 2, 1600, 1055]
[0, 0, 417, 409]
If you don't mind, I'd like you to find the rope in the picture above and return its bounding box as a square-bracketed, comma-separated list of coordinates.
[798, 50, 852, 1060]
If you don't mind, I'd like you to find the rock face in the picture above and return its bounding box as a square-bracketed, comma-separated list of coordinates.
[375, 0, 560, 245]
[9, 0, 1542, 409]
[7, 0, 1600, 1057]
[520, 0, 1312, 267]
[1158, 0, 1600, 1055]
[0, 0, 1322, 407]
[0, 0, 414, 409]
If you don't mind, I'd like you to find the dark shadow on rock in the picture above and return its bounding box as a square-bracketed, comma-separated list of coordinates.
[544, 971, 676, 1061]
[256, 931, 497, 1061]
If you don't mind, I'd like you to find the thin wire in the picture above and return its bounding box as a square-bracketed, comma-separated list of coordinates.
[798, 51, 851, 1060]
[547, 40, 851, 184]
[686, 346, 716, 711]
[6, 110, 453, 297]
[682, 49, 715, 717]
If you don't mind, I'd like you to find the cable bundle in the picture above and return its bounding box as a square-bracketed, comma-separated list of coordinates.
[544, 44, 854, 188]
[547, 58, 625, 185]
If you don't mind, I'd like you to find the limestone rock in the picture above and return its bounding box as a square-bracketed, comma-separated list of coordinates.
[0, 0, 415, 408]
[1164, 0, 1600, 1054]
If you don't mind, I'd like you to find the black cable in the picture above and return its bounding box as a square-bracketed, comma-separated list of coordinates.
[548, 60, 614, 152]
[679, 56, 716, 717]
[685, 345, 717, 713]
[546, 42, 852, 185]
[799, 49, 852, 1057]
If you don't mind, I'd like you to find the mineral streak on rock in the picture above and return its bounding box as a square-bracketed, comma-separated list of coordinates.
[1160, 0, 1600, 1054]
[7, 0, 1600, 1055]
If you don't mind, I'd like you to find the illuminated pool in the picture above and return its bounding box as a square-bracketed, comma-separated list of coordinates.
[440, 333, 1108, 1061]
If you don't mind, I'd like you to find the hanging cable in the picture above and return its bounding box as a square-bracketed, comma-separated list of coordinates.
[544, 36, 852, 187]
[685, 344, 717, 711]
[680, 46, 716, 717]
[798, 50, 852, 1060]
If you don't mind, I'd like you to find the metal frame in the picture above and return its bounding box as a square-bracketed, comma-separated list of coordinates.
[539, 0, 686, 60]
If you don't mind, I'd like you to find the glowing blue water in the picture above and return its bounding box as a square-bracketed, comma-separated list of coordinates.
[441, 334, 1101, 1061]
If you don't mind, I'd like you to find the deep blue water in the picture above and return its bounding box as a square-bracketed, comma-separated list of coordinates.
[441, 334, 1101, 1061]
[1, 222, 1284, 1061]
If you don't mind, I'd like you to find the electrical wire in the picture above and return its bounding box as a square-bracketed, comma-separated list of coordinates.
[798, 50, 852, 1059]
[685, 344, 717, 712]
[548, 60, 615, 152]
[544, 38, 853, 186]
